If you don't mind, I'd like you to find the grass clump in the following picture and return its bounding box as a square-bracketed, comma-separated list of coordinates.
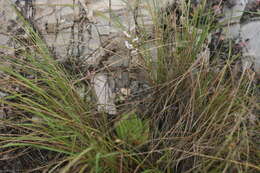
[133, 1, 260, 172]
[0, 0, 259, 172]
[0, 9, 151, 172]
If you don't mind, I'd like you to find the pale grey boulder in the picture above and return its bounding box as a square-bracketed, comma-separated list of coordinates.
[92, 73, 117, 115]
[241, 21, 260, 75]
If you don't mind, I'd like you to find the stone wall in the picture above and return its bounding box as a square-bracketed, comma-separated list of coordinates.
[1, 0, 260, 70]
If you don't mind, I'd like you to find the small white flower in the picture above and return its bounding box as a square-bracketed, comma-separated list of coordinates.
[123, 31, 131, 38]
[132, 37, 139, 42]
[120, 88, 131, 96]
[131, 49, 138, 55]
[60, 18, 66, 23]
[125, 40, 133, 49]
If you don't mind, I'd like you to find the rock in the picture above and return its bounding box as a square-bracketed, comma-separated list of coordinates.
[241, 20, 260, 75]
[0, 92, 7, 98]
[92, 73, 117, 115]
[0, 92, 8, 119]
[220, 0, 247, 39]
[215, 0, 260, 75]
